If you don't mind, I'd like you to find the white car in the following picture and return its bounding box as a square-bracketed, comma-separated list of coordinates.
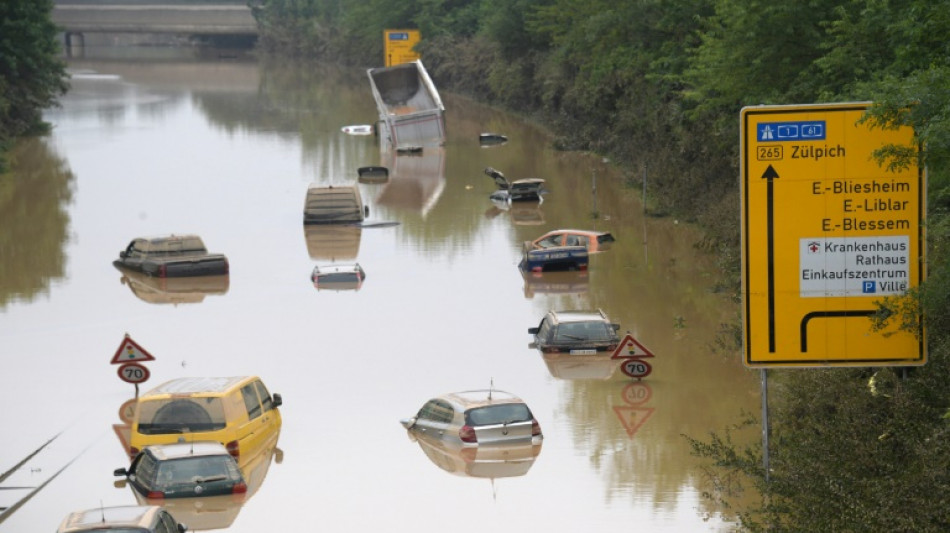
[311, 263, 366, 291]
[401, 389, 542, 448]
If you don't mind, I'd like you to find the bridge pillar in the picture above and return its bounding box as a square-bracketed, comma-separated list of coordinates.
[64, 32, 85, 57]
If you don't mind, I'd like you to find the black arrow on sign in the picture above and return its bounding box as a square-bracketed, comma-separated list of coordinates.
[762, 164, 779, 352]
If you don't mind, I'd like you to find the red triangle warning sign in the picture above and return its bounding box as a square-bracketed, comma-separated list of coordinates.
[611, 334, 655, 359]
[110, 334, 155, 364]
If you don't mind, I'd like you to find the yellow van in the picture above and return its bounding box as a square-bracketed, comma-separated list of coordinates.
[130, 376, 282, 466]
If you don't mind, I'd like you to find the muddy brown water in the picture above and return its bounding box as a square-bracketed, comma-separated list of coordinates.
[0, 47, 760, 532]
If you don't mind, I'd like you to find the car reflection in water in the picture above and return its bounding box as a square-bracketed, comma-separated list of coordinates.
[521, 270, 589, 299]
[541, 351, 621, 380]
[303, 224, 362, 262]
[408, 427, 542, 481]
[484, 198, 545, 226]
[115, 265, 229, 305]
[115, 438, 282, 531]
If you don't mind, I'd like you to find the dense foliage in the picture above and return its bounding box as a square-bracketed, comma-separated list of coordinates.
[0, 0, 69, 173]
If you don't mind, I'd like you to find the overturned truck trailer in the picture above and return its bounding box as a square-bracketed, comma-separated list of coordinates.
[367, 60, 446, 151]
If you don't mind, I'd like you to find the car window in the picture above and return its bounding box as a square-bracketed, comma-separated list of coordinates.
[576, 235, 590, 248]
[137, 398, 227, 434]
[555, 321, 613, 342]
[465, 404, 532, 426]
[152, 456, 241, 491]
[565, 235, 580, 246]
[418, 399, 454, 423]
[132, 452, 159, 486]
[129, 240, 146, 258]
[554, 322, 589, 341]
[537, 235, 562, 248]
[158, 511, 179, 533]
[241, 384, 263, 420]
[254, 380, 274, 412]
[536, 317, 554, 342]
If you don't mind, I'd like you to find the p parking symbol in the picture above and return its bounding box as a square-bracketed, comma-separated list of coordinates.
[862, 281, 876, 293]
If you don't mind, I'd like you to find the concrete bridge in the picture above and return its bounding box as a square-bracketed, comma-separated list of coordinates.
[52, 1, 258, 39]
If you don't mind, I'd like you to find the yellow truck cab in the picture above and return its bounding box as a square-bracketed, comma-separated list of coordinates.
[130, 376, 282, 467]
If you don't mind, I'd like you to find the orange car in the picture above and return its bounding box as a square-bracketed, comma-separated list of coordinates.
[526, 229, 615, 253]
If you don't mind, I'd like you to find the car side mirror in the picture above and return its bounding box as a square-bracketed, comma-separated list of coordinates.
[528, 327, 539, 334]
[113, 467, 129, 477]
[178, 523, 188, 533]
[364, 206, 370, 217]
[272, 393, 283, 408]
[612, 324, 620, 331]
[119, 250, 127, 259]
[400, 417, 416, 429]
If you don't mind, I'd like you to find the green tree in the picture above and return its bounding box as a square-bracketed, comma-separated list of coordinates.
[0, 0, 69, 172]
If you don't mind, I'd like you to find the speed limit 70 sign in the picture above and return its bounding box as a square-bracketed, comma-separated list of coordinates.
[117, 362, 150, 384]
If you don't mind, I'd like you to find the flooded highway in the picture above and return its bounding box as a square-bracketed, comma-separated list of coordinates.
[0, 47, 760, 532]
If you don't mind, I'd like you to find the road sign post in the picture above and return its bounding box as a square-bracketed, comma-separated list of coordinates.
[741, 103, 926, 367]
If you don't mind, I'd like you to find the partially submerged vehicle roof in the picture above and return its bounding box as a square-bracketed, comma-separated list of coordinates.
[546, 309, 611, 323]
[58, 505, 165, 532]
[144, 441, 232, 460]
[547, 228, 613, 239]
[131, 234, 207, 252]
[303, 184, 366, 224]
[142, 376, 256, 397]
[441, 390, 526, 409]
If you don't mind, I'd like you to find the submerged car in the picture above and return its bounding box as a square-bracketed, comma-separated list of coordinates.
[57, 505, 186, 533]
[121, 441, 281, 531]
[130, 376, 283, 465]
[400, 389, 542, 448]
[529, 309, 621, 354]
[519, 243, 589, 273]
[484, 167, 546, 203]
[115, 442, 248, 499]
[526, 229, 615, 253]
[311, 263, 366, 291]
[115, 234, 229, 278]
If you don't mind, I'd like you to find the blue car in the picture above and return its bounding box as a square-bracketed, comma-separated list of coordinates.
[519, 244, 589, 273]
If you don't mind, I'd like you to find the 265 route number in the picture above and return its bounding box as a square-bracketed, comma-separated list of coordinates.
[117, 362, 150, 384]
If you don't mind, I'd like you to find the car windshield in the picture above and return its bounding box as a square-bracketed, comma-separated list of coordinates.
[154, 456, 242, 489]
[136, 398, 227, 434]
[554, 321, 613, 342]
[318, 272, 360, 283]
[465, 404, 532, 426]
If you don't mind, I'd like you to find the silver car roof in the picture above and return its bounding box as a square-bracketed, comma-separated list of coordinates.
[441, 389, 526, 409]
[58, 505, 161, 532]
[144, 441, 232, 460]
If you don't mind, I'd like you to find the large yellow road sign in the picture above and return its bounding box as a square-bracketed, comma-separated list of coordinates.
[384, 29, 420, 66]
[741, 103, 926, 367]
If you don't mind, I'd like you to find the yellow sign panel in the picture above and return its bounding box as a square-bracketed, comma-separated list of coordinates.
[741, 103, 926, 367]
[384, 29, 420, 67]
